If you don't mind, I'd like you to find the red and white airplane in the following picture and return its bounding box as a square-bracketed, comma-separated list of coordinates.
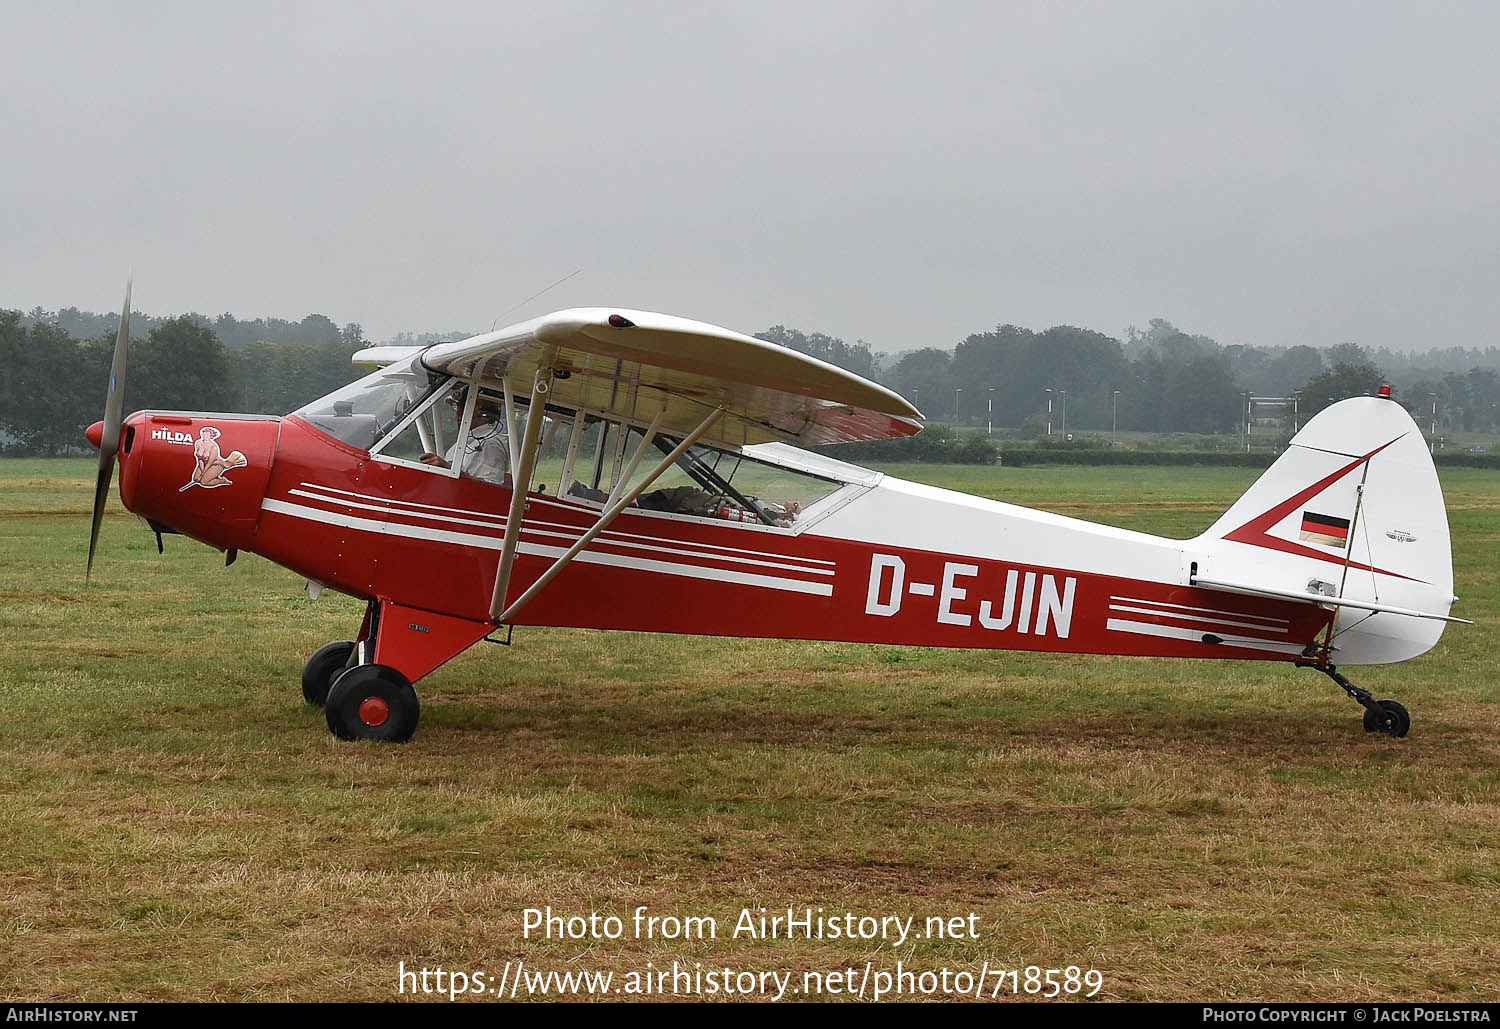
[86, 287, 1468, 742]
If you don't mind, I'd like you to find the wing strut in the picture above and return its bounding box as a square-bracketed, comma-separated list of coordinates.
[489, 348, 558, 620]
[493, 404, 726, 625]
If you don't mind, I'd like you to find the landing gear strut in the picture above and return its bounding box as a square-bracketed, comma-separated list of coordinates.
[303, 598, 489, 742]
[1297, 660, 1410, 738]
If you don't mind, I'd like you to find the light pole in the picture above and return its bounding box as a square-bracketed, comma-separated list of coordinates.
[954, 387, 962, 426]
[1112, 390, 1120, 447]
[1428, 393, 1438, 455]
[987, 387, 995, 438]
[1293, 390, 1302, 434]
[1045, 388, 1053, 436]
[1059, 390, 1067, 438]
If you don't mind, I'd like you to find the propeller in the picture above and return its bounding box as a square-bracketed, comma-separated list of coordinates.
[86, 278, 131, 581]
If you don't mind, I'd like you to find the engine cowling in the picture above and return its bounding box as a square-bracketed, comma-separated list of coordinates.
[116, 412, 281, 552]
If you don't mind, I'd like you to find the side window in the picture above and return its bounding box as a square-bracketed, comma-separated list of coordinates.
[450, 389, 512, 487]
[697, 450, 839, 522]
[559, 416, 612, 503]
[560, 425, 842, 528]
[374, 383, 456, 466]
[529, 409, 582, 497]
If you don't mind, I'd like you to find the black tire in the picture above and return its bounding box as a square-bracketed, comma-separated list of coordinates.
[325, 664, 420, 743]
[302, 640, 356, 706]
[1362, 699, 1411, 738]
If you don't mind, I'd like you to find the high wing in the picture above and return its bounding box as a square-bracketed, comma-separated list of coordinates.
[351, 345, 424, 371]
[401, 308, 923, 447]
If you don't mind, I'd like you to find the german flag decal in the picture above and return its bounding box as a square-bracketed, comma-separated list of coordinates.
[1299, 511, 1351, 549]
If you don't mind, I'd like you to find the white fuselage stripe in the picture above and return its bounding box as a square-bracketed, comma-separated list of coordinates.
[298, 481, 508, 522]
[1105, 618, 1303, 654]
[294, 482, 836, 568]
[283, 489, 833, 577]
[261, 498, 833, 596]
[1108, 595, 1289, 626]
[1106, 604, 1289, 634]
[287, 488, 501, 530]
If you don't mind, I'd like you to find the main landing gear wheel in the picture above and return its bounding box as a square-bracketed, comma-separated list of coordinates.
[301, 640, 355, 706]
[1363, 699, 1411, 738]
[325, 664, 421, 743]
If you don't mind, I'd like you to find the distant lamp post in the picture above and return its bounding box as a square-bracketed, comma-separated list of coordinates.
[954, 387, 962, 425]
[1045, 388, 1053, 436]
[987, 387, 995, 438]
[1059, 390, 1067, 438]
[1293, 390, 1302, 434]
[1112, 390, 1121, 447]
[1428, 393, 1438, 455]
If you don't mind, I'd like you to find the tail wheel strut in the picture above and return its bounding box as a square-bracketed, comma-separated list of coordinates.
[1297, 660, 1410, 738]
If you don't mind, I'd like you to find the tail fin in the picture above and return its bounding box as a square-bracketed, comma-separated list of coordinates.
[1193, 396, 1458, 665]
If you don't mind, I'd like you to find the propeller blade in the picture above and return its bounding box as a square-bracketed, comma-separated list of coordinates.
[87, 279, 131, 581]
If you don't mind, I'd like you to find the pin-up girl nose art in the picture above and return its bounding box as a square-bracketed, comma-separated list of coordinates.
[180, 426, 249, 491]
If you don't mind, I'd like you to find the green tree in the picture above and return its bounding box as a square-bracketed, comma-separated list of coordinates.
[130, 317, 240, 413]
[883, 348, 953, 417]
[756, 325, 877, 380]
[1327, 342, 1370, 367]
[0, 310, 103, 454]
[238, 338, 363, 414]
[1162, 352, 1242, 432]
[1267, 346, 1325, 395]
[1298, 362, 1387, 418]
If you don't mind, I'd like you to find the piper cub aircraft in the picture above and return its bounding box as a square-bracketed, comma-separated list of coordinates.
[86, 287, 1468, 742]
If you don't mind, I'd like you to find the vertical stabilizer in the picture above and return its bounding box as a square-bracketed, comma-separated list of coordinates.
[1194, 396, 1456, 664]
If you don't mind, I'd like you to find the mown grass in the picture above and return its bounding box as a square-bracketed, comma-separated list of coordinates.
[0, 458, 1496, 1002]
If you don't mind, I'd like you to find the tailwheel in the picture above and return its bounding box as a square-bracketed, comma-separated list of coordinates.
[1297, 659, 1411, 740]
[1362, 699, 1411, 738]
[301, 640, 355, 706]
[325, 664, 421, 743]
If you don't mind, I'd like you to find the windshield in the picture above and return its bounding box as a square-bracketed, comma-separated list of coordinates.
[294, 356, 447, 451]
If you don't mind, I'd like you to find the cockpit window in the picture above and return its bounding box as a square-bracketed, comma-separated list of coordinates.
[293, 356, 445, 451]
[297, 362, 852, 527]
[563, 426, 843, 527]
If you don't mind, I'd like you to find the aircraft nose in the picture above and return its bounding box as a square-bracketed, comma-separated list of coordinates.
[85, 421, 104, 450]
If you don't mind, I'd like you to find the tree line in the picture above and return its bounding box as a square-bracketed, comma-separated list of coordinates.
[844, 318, 1500, 437]
[0, 309, 367, 455]
[4, 304, 1498, 457]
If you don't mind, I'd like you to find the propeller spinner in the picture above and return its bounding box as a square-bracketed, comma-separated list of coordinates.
[86, 279, 131, 580]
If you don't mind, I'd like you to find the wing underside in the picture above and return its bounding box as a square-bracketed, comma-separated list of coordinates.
[403, 309, 924, 448]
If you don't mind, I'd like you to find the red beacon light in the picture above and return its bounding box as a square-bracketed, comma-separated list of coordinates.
[1378, 384, 1393, 398]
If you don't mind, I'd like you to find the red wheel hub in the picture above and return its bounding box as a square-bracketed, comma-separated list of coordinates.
[358, 696, 390, 727]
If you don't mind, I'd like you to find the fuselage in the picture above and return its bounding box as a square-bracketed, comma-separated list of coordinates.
[112, 409, 1332, 670]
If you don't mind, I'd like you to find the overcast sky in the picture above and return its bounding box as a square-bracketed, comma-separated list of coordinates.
[3, 1, 1496, 354]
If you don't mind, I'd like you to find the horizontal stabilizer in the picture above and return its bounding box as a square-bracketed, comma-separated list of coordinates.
[1192, 574, 1471, 625]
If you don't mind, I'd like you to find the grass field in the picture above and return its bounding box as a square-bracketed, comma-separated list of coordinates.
[1, 458, 1496, 1002]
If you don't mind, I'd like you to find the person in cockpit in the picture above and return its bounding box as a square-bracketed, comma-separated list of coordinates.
[420, 387, 510, 486]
